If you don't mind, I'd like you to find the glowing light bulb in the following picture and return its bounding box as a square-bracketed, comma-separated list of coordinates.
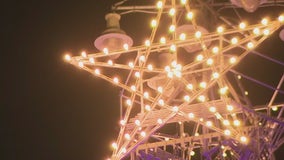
[240, 136, 247, 143]
[239, 22, 246, 29]
[247, 42, 254, 49]
[198, 95, 206, 102]
[128, 62, 134, 68]
[179, 33, 186, 40]
[145, 105, 151, 111]
[231, 37, 238, 44]
[186, 12, 194, 20]
[212, 72, 220, 79]
[135, 119, 141, 126]
[123, 43, 129, 50]
[111, 142, 118, 149]
[94, 69, 100, 75]
[199, 82, 207, 88]
[81, 51, 87, 58]
[157, 86, 163, 93]
[120, 120, 126, 126]
[245, 91, 249, 95]
[126, 99, 132, 106]
[209, 106, 216, 113]
[139, 55, 146, 62]
[206, 121, 213, 127]
[170, 44, 176, 52]
[134, 72, 140, 78]
[219, 86, 228, 95]
[184, 95, 190, 102]
[131, 85, 136, 91]
[229, 57, 237, 64]
[169, 25, 176, 32]
[113, 77, 119, 84]
[156, 1, 163, 9]
[223, 119, 230, 126]
[121, 147, 126, 153]
[78, 61, 84, 68]
[107, 60, 113, 66]
[140, 131, 146, 137]
[187, 84, 194, 90]
[145, 39, 151, 47]
[124, 133, 131, 140]
[261, 18, 269, 25]
[253, 27, 260, 35]
[233, 119, 240, 126]
[196, 54, 204, 61]
[272, 106, 278, 111]
[263, 29, 270, 36]
[190, 151, 195, 156]
[207, 58, 214, 66]
[172, 106, 179, 112]
[64, 54, 71, 61]
[151, 19, 157, 28]
[217, 26, 224, 34]
[144, 92, 149, 99]
[157, 118, 163, 124]
[89, 57, 95, 64]
[188, 113, 194, 118]
[278, 15, 284, 23]
[180, 0, 187, 5]
[212, 46, 219, 54]
[160, 37, 166, 44]
[158, 99, 165, 106]
[103, 48, 109, 55]
[222, 152, 227, 157]
[195, 31, 202, 39]
[224, 129, 231, 136]
[227, 105, 234, 111]
[169, 8, 176, 16]
[147, 64, 153, 71]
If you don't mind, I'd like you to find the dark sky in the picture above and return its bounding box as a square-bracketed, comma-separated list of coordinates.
[1, 1, 284, 160]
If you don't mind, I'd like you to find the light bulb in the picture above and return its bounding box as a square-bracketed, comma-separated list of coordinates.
[170, 44, 176, 52]
[188, 113, 194, 118]
[231, 37, 238, 44]
[157, 86, 163, 93]
[139, 55, 146, 62]
[247, 42, 254, 49]
[123, 43, 129, 50]
[179, 33, 186, 40]
[224, 129, 231, 136]
[195, 31, 202, 39]
[107, 60, 113, 66]
[172, 106, 179, 112]
[169, 25, 176, 32]
[147, 64, 153, 71]
[229, 57, 237, 64]
[140, 131, 146, 137]
[126, 99, 132, 106]
[143, 92, 149, 99]
[78, 61, 84, 68]
[209, 106, 216, 113]
[151, 19, 157, 28]
[240, 136, 247, 143]
[227, 105, 234, 111]
[199, 82, 207, 88]
[125, 133, 130, 140]
[145, 39, 151, 47]
[198, 95, 206, 102]
[186, 12, 194, 20]
[157, 118, 163, 124]
[135, 119, 141, 126]
[94, 69, 100, 75]
[219, 86, 228, 95]
[121, 147, 126, 153]
[81, 51, 87, 58]
[217, 26, 224, 34]
[113, 77, 119, 84]
[212, 72, 220, 79]
[89, 57, 95, 64]
[263, 29, 270, 36]
[190, 151, 195, 156]
[160, 37, 166, 44]
[145, 105, 151, 111]
[169, 8, 176, 16]
[187, 84, 194, 90]
[233, 119, 240, 126]
[128, 62, 134, 68]
[184, 95, 190, 102]
[156, 1, 163, 9]
[131, 85, 136, 91]
[261, 18, 269, 25]
[253, 27, 260, 35]
[180, 0, 187, 5]
[239, 22, 246, 29]
[223, 119, 230, 126]
[120, 120, 126, 126]
[111, 142, 118, 149]
[206, 121, 213, 127]
[158, 99, 165, 106]
[64, 54, 71, 61]
[212, 46, 219, 54]
[196, 54, 204, 61]
[206, 58, 214, 65]
[134, 71, 140, 78]
[103, 48, 109, 55]
[272, 106, 278, 111]
[278, 15, 284, 23]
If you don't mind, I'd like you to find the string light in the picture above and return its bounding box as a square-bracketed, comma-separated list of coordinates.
[156, 1, 163, 9]
[81, 51, 87, 58]
[195, 31, 202, 39]
[261, 18, 269, 25]
[169, 8, 176, 16]
[231, 37, 238, 44]
[64, 54, 71, 61]
[212, 46, 219, 54]
[186, 12, 194, 20]
[239, 22, 246, 29]
[188, 113, 194, 118]
[89, 57, 95, 64]
[151, 19, 157, 28]
[179, 33, 186, 40]
[160, 37, 166, 44]
[169, 25, 176, 32]
[123, 43, 129, 50]
[253, 27, 260, 35]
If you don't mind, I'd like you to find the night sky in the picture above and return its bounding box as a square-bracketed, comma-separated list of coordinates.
[1, 1, 284, 160]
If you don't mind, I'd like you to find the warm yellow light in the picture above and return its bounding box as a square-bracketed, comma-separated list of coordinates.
[187, 84, 194, 90]
[184, 95, 190, 102]
[198, 95, 206, 102]
[113, 77, 119, 84]
[172, 106, 179, 112]
[121, 147, 126, 153]
[196, 54, 204, 61]
[195, 31, 202, 38]
[139, 55, 146, 62]
[239, 22, 246, 29]
[128, 62, 134, 68]
[123, 43, 129, 50]
[188, 113, 194, 118]
[233, 119, 241, 126]
[261, 18, 269, 25]
[120, 119, 126, 126]
[103, 48, 109, 55]
[160, 37, 166, 44]
[179, 33, 186, 40]
[143, 92, 149, 99]
[186, 12, 194, 20]
[169, 8, 176, 16]
[253, 27, 260, 35]
[145, 39, 151, 47]
[224, 129, 231, 136]
[157, 118, 163, 124]
[158, 99, 165, 106]
[78, 61, 84, 68]
[169, 25, 176, 32]
[157, 86, 163, 93]
[237, 75, 242, 79]
[135, 71, 140, 78]
[124, 133, 131, 140]
[64, 54, 71, 61]
[240, 136, 248, 143]
[89, 57, 95, 64]
[170, 44, 176, 52]
[217, 26, 224, 34]
[135, 119, 141, 126]
[263, 29, 270, 36]
[206, 121, 213, 127]
[126, 99, 132, 106]
[245, 91, 249, 95]
[199, 82, 207, 88]
[145, 104, 151, 111]
[206, 58, 214, 66]
[247, 42, 254, 49]
[180, 0, 187, 5]
[231, 37, 238, 44]
[229, 57, 237, 64]
[223, 119, 230, 126]
[227, 105, 234, 111]
[190, 151, 195, 156]
[209, 106, 216, 113]
[107, 60, 113, 66]
[212, 72, 220, 79]
[94, 69, 100, 75]
[140, 131, 146, 137]
[130, 85, 136, 91]
[272, 106, 278, 111]
[219, 86, 228, 95]
[156, 1, 163, 9]
[81, 51, 87, 58]
[147, 64, 153, 71]
[111, 142, 118, 149]
[212, 46, 219, 54]
[151, 19, 157, 28]
[278, 15, 284, 23]
[222, 152, 227, 157]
